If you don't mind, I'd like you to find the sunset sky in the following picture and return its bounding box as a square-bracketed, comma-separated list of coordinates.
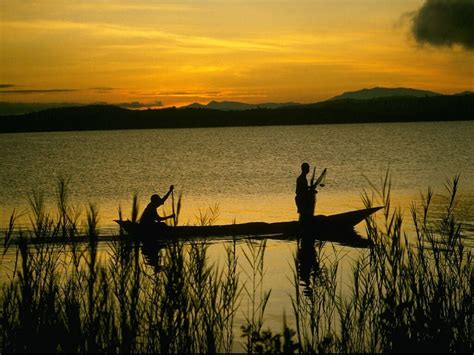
[1, 0, 472, 108]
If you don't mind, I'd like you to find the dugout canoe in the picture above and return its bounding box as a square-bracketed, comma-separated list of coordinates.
[115, 206, 383, 247]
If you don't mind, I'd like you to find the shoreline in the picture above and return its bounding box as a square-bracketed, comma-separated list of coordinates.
[1, 94, 472, 134]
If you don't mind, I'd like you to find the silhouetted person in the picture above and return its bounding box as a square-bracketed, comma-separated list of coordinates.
[297, 237, 316, 297]
[141, 241, 166, 273]
[140, 185, 175, 232]
[295, 163, 317, 223]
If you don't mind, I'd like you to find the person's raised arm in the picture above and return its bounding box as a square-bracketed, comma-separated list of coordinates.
[161, 185, 174, 204]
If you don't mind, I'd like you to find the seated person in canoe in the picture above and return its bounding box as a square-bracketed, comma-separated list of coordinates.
[140, 185, 175, 232]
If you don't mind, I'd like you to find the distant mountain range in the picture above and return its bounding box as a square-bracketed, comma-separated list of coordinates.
[1, 87, 472, 116]
[0, 102, 84, 116]
[182, 87, 471, 111]
[183, 100, 300, 111]
[0, 90, 472, 133]
[328, 87, 441, 101]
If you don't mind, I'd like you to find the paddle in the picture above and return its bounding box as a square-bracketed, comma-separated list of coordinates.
[310, 167, 327, 194]
[313, 167, 327, 190]
[171, 188, 176, 227]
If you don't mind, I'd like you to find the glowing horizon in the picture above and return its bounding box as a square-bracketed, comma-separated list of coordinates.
[1, 0, 472, 108]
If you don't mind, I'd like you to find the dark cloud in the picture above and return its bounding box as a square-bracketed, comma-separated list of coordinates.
[0, 84, 15, 89]
[411, 0, 474, 50]
[0, 89, 78, 94]
[117, 101, 163, 109]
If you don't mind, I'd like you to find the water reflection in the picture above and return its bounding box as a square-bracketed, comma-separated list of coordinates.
[2, 122, 473, 232]
[141, 240, 166, 273]
[296, 228, 368, 298]
[297, 237, 321, 297]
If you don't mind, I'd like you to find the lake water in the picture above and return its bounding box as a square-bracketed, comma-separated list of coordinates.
[1, 121, 473, 349]
[1, 121, 473, 233]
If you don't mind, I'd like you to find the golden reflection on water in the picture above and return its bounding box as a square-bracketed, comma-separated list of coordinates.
[0, 237, 365, 352]
[2, 186, 473, 244]
[1, 173, 472, 348]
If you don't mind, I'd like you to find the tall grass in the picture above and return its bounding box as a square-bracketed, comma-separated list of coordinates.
[1, 174, 472, 353]
[240, 239, 298, 353]
[290, 173, 472, 353]
[196, 203, 220, 227]
[1, 180, 241, 353]
[290, 240, 339, 353]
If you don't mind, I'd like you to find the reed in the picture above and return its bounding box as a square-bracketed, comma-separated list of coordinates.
[130, 194, 140, 224]
[1, 179, 247, 353]
[290, 240, 339, 353]
[240, 239, 298, 353]
[84, 203, 100, 239]
[196, 203, 220, 227]
[290, 173, 472, 353]
[0, 174, 472, 353]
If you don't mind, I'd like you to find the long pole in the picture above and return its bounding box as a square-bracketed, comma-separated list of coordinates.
[171, 189, 176, 227]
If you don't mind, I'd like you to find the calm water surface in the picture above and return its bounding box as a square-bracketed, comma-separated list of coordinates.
[1, 122, 473, 349]
[1, 121, 473, 231]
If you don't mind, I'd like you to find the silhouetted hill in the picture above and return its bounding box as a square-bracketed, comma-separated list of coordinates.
[329, 87, 440, 101]
[183, 100, 299, 110]
[0, 102, 84, 116]
[0, 94, 472, 133]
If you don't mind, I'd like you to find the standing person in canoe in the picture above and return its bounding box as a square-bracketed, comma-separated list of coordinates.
[295, 163, 326, 223]
[295, 163, 313, 223]
[140, 185, 175, 233]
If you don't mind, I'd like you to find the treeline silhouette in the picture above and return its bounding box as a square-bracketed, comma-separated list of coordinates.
[1, 93, 472, 133]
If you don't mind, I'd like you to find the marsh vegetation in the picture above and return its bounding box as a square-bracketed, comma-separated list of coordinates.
[0, 175, 472, 353]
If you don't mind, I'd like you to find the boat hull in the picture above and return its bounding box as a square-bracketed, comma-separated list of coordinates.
[115, 206, 382, 248]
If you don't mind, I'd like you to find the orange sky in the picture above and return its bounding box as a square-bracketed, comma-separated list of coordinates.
[1, 0, 472, 107]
